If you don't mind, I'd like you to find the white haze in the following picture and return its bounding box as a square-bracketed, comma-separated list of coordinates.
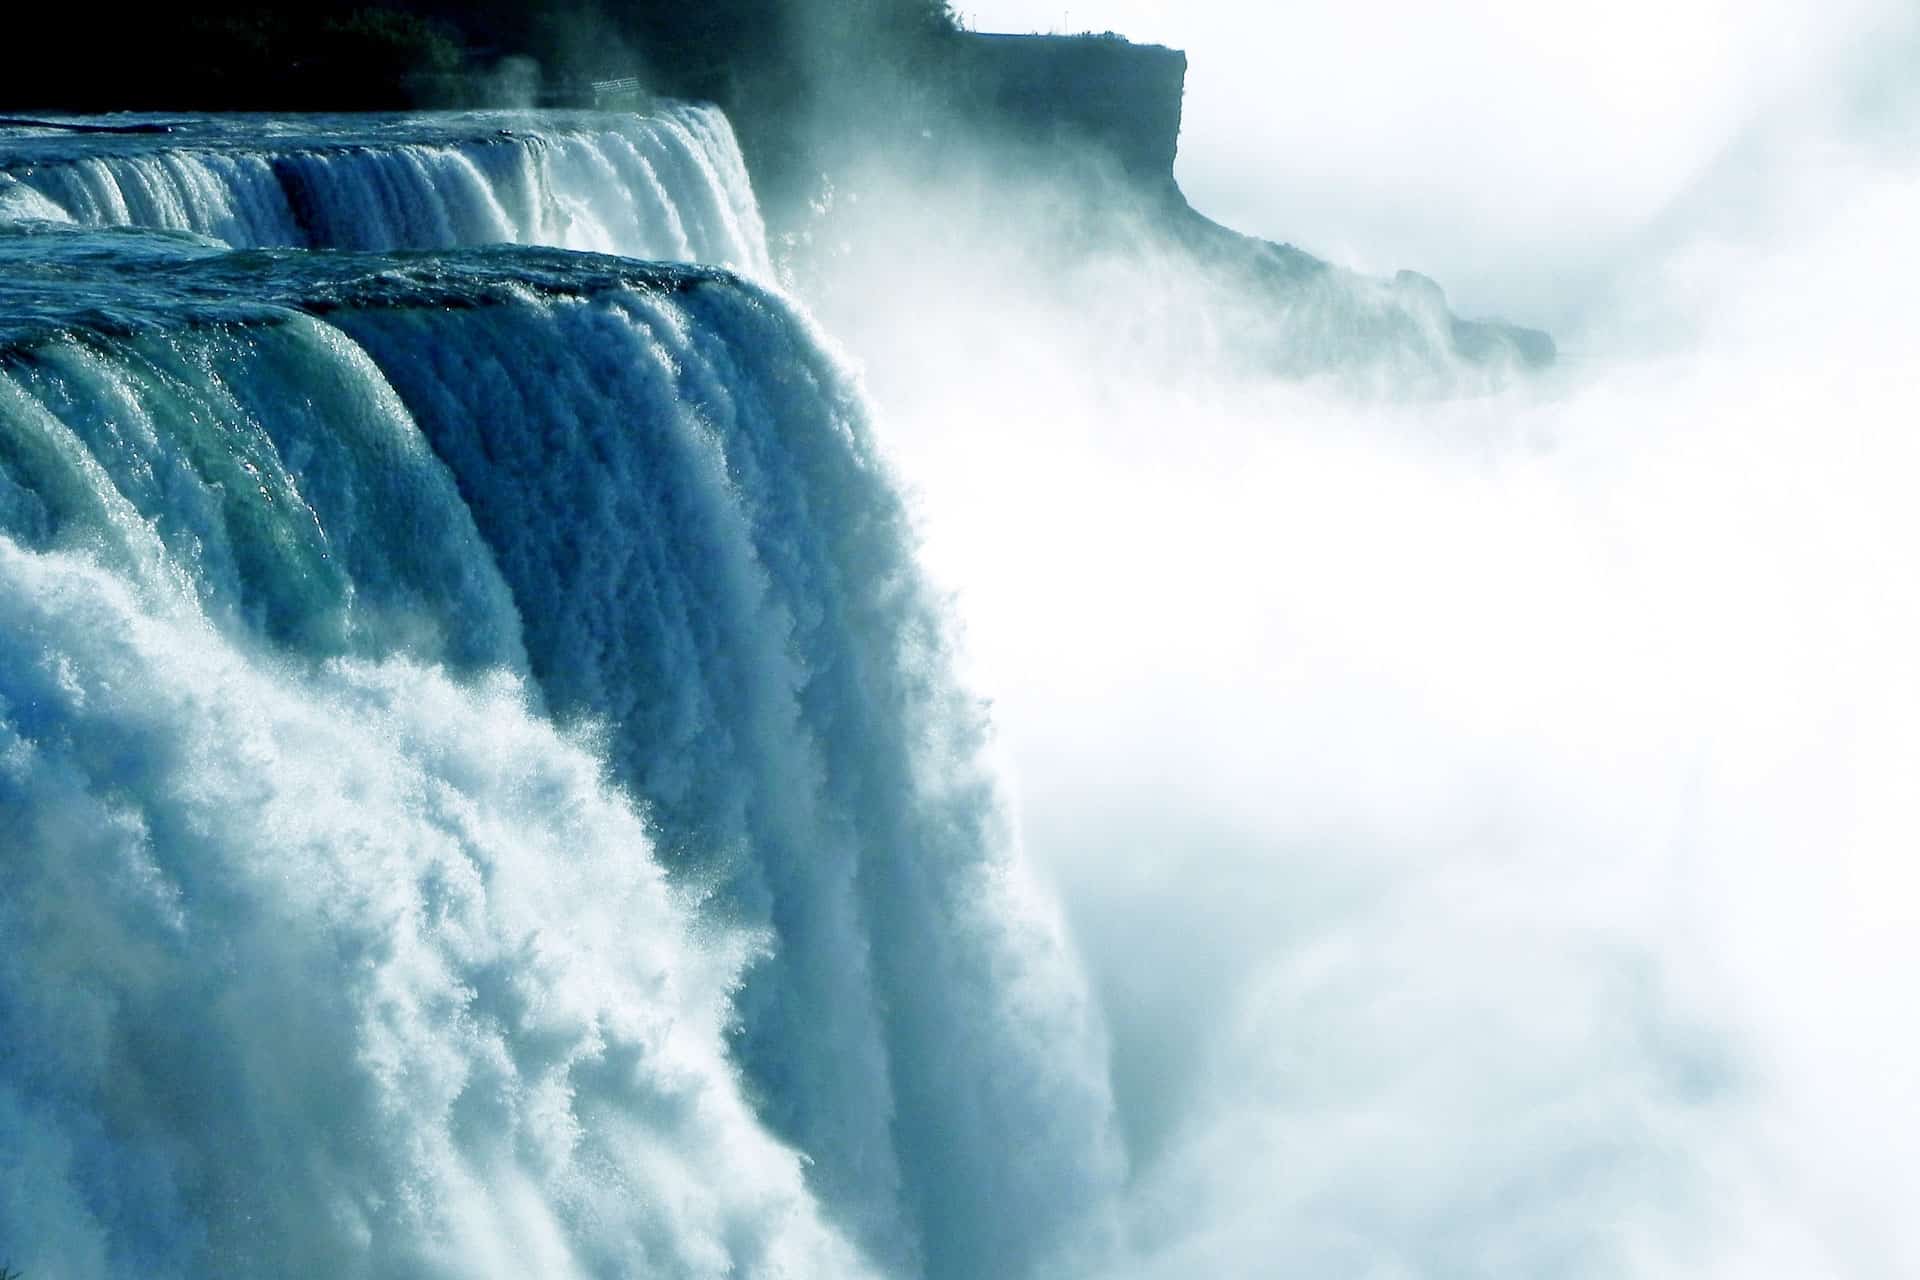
[796, 7, 1920, 1275]
[959, 0, 1914, 331]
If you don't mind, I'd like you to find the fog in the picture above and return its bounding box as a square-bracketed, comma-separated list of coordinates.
[786, 5, 1920, 1273]
[958, 0, 1916, 331]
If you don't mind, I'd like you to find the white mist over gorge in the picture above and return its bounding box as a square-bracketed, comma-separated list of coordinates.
[2, 3, 1918, 1277]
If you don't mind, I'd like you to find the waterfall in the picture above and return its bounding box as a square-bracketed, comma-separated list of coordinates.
[0, 112, 1116, 1279]
[0, 105, 770, 277]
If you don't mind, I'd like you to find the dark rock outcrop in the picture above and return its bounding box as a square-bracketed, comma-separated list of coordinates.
[910, 31, 1554, 375]
[951, 34, 1187, 190]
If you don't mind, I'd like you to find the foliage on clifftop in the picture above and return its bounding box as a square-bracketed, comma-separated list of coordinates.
[6, 0, 972, 211]
[5, 1, 958, 110]
[10, 7, 467, 111]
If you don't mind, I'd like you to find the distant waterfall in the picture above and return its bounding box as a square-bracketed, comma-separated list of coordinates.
[0, 104, 770, 276]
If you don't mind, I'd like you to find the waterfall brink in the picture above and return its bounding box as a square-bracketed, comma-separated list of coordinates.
[0, 104, 770, 277]
[0, 223, 1119, 1278]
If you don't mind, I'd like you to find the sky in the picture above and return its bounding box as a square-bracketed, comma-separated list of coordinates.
[954, 0, 1913, 332]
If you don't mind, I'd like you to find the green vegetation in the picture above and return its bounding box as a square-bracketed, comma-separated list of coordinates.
[1, 1, 1194, 231]
[10, 6, 469, 110]
[5, 0, 966, 208]
[6, 1, 958, 109]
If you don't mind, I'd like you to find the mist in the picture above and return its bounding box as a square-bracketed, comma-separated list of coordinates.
[959, 0, 1916, 331]
[3, 4, 1916, 1273]
[783, 6, 1920, 1273]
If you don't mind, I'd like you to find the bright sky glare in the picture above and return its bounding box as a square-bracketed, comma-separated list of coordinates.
[953, 0, 1911, 329]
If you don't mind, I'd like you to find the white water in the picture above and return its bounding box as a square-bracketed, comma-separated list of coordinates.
[0, 231, 1116, 1276]
[0, 544, 869, 1279]
[0, 105, 770, 277]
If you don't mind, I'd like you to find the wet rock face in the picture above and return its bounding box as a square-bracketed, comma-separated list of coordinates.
[955, 33, 1188, 184]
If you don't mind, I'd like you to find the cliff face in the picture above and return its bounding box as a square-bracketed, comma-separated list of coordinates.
[954, 33, 1187, 188]
[930, 32, 1552, 373]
